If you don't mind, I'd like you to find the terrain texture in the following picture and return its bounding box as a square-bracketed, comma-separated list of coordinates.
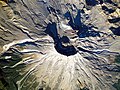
[0, 0, 120, 90]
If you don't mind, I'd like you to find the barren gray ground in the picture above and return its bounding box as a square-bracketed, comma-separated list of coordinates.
[0, 0, 120, 90]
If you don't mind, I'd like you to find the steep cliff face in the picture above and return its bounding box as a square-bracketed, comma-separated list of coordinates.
[0, 0, 120, 90]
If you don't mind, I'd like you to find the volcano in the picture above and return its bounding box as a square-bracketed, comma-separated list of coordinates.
[0, 0, 120, 90]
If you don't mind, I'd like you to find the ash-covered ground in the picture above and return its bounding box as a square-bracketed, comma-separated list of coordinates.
[0, 0, 120, 90]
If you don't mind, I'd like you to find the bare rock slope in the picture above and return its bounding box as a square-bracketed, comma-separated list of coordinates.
[0, 0, 120, 90]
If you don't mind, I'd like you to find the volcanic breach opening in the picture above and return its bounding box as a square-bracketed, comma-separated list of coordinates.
[45, 22, 77, 56]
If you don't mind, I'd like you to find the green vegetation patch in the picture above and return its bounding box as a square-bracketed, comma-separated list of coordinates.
[113, 79, 120, 90]
[0, 79, 7, 90]
[115, 55, 120, 64]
